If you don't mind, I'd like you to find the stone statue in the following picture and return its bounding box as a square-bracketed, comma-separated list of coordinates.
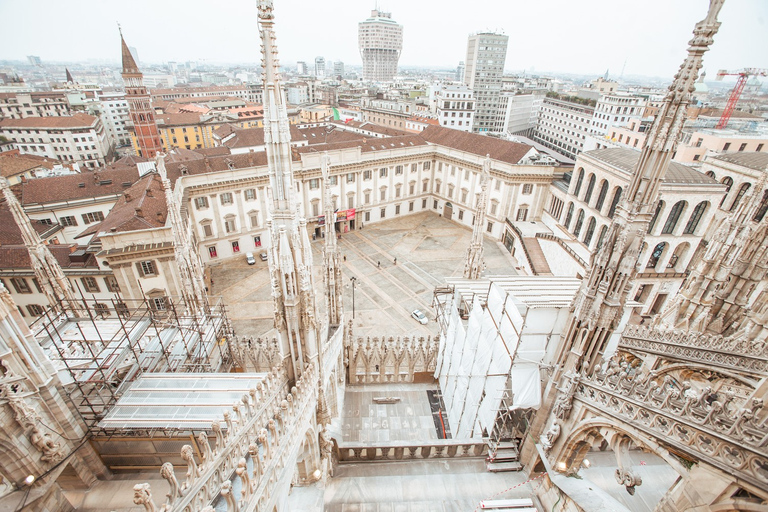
[29, 426, 63, 463]
[540, 421, 561, 454]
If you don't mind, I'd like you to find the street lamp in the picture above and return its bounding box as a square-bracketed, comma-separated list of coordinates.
[350, 277, 357, 319]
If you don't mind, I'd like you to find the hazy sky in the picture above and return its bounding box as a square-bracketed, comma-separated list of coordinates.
[1, 0, 766, 79]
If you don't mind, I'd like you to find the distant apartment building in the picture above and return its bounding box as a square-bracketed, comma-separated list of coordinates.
[0, 113, 110, 168]
[589, 92, 647, 135]
[98, 92, 131, 147]
[0, 91, 70, 119]
[501, 91, 544, 137]
[150, 84, 263, 105]
[434, 85, 474, 132]
[333, 61, 345, 78]
[297, 61, 308, 75]
[314, 57, 326, 78]
[358, 9, 403, 82]
[533, 97, 594, 160]
[286, 83, 310, 105]
[463, 32, 508, 133]
[456, 61, 465, 82]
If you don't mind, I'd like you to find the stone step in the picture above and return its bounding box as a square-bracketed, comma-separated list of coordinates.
[495, 441, 518, 450]
[479, 498, 535, 509]
[489, 448, 519, 461]
[486, 461, 523, 472]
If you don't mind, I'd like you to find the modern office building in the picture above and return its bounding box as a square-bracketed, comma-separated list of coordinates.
[358, 9, 403, 82]
[463, 32, 508, 133]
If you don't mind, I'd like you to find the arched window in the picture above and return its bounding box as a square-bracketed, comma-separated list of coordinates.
[573, 168, 585, 196]
[608, 187, 623, 217]
[705, 170, 716, 179]
[719, 177, 733, 207]
[596, 225, 608, 250]
[573, 210, 585, 237]
[595, 180, 609, 212]
[646, 242, 667, 269]
[684, 201, 708, 234]
[648, 200, 665, 233]
[583, 174, 596, 204]
[662, 201, 686, 234]
[754, 190, 768, 222]
[564, 202, 574, 229]
[583, 217, 597, 246]
[667, 242, 690, 271]
[730, 182, 751, 212]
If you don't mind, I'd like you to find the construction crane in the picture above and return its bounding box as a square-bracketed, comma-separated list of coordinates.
[715, 68, 768, 129]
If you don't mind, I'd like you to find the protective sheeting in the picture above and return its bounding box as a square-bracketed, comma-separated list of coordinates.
[509, 363, 541, 410]
[436, 281, 551, 439]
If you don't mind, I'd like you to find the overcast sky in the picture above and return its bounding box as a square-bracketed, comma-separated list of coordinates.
[1, 0, 766, 79]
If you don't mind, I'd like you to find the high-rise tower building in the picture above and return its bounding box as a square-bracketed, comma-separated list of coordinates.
[463, 32, 508, 133]
[358, 9, 403, 82]
[314, 56, 325, 77]
[120, 31, 162, 158]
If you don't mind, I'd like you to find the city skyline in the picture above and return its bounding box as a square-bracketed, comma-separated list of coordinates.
[0, 0, 766, 80]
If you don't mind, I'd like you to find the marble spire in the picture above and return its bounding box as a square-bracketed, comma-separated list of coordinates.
[321, 153, 343, 327]
[258, 0, 320, 382]
[463, 155, 491, 279]
[155, 153, 209, 314]
[555, 0, 726, 375]
[1, 178, 81, 316]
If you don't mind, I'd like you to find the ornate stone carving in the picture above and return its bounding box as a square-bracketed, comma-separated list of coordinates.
[180, 444, 200, 491]
[540, 421, 561, 454]
[133, 483, 157, 512]
[159, 462, 181, 507]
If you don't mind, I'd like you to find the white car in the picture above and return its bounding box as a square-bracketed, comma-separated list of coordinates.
[245, 252, 256, 265]
[411, 309, 428, 325]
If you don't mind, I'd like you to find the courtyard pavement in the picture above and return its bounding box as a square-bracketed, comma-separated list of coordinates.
[210, 212, 518, 340]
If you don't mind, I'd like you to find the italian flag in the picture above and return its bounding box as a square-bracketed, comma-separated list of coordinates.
[333, 108, 352, 123]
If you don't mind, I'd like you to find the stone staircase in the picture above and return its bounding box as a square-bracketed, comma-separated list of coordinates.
[486, 440, 523, 472]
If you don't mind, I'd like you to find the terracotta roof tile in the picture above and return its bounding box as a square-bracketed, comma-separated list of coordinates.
[21, 167, 140, 205]
[79, 174, 167, 239]
[0, 153, 61, 178]
[0, 113, 98, 129]
[419, 125, 533, 164]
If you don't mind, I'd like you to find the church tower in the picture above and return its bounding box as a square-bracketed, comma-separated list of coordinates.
[463, 155, 491, 279]
[1, 178, 81, 316]
[321, 153, 343, 327]
[259, 0, 321, 383]
[550, 0, 725, 377]
[120, 30, 162, 158]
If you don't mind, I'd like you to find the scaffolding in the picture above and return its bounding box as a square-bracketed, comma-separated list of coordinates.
[30, 295, 236, 433]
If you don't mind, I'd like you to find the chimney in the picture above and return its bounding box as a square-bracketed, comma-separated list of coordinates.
[135, 207, 143, 218]
[124, 191, 132, 202]
[69, 245, 77, 253]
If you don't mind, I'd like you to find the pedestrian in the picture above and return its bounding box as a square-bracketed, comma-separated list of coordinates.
[343, 255, 346, 262]
[394, 257, 397, 265]
[377, 261, 380, 268]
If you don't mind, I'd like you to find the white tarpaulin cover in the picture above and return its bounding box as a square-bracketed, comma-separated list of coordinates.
[509, 363, 541, 410]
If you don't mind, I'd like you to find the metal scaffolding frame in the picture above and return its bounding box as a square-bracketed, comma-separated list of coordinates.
[30, 295, 236, 433]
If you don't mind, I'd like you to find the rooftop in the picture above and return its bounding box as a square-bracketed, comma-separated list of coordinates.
[0, 153, 61, 178]
[0, 113, 98, 129]
[709, 151, 768, 171]
[583, 148, 719, 185]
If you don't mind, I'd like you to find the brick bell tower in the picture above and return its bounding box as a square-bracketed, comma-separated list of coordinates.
[120, 29, 162, 158]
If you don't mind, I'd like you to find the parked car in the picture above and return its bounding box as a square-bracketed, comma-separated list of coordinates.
[411, 309, 428, 325]
[246, 252, 256, 265]
[260, 252, 268, 261]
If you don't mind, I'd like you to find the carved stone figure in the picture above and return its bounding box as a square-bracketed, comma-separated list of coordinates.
[29, 426, 63, 463]
[220, 480, 239, 512]
[236, 457, 251, 499]
[197, 432, 213, 468]
[540, 422, 561, 454]
[615, 468, 643, 495]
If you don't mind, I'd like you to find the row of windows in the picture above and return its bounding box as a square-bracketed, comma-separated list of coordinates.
[2, 275, 119, 295]
[195, 189, 258, 210]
